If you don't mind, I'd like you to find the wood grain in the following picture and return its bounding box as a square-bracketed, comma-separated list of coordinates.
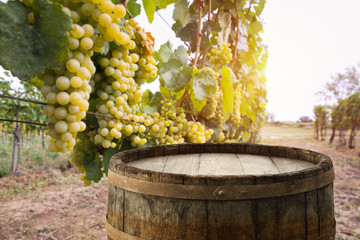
[107, 143, 335, 240]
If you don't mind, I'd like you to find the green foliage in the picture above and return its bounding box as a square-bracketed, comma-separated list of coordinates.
[0, 0, 72, 81]
[156, 42, 192, 92]
[346, 93, 360, 128]
[141, 91, 165, 115]
[142, 0, 180, 23]
[0, 0, 269, 182]
[126, 0, 141, 18]
[172, 0, 190, 28]
[192, 68, 217, 101]
[190, 90, 206, 113]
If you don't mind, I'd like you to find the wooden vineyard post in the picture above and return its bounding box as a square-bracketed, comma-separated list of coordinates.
[11, 105, 20, 173]
[41, 129, 45, 149]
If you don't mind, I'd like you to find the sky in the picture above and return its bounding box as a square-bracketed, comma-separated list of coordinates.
[2, 0, 360, 121]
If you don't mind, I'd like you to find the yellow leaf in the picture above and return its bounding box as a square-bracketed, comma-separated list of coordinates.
[221, 65, 234, 120]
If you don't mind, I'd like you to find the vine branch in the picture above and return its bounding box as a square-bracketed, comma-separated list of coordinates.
[192, 0, 204, 67]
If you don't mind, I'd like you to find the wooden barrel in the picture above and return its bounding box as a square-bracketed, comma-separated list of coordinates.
[107, 143, 335, 240]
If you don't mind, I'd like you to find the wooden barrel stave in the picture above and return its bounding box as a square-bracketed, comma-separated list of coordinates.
[107, 144, 335, 240]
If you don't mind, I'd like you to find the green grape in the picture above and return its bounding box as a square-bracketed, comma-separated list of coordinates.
[208, 43, 232, 68]
[113, 4, 126, 18]
[66, 59, 81, 73]
[70, 24, 84, 39]
[56, 76, 70, 90]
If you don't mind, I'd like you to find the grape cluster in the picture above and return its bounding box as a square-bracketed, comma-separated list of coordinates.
[208, 43, 233, 68]
[30, 0, 215, 184]
[229, 83, 242, 126]
[146, 105, 213, 145]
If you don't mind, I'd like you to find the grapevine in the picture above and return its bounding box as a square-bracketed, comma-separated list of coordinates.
[0, 0, 268, 184]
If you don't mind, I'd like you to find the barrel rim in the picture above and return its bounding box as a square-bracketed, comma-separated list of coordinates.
[109, 143, 333, 185]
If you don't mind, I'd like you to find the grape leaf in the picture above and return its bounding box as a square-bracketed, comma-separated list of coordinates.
[159, 58, 192, 91]
[143, 0, 179, 23]
[156, 43, 191, 92]
[193, 68, 217, 101]
[141, 91, 164, 115]
[102, 145, 122, 174]
[254, 0, 266, 17]
[218, 12, 232, 45]
[172, 0, 190, 28]
[160, 85, 170, 98]
[190, 35, 210, 52]
[174, 45, 189, 65]
[141, 89, 154, 106]
[29, 76, 44, 90]
[177, 22, 197, 42]
[126, 0, 141, 18]
[155, 41, 173, 63]
[202, 21, 222, 33]
[87, 99, 100, 128]
[248, 19, 263, 35]
[190, 91, 206, 113]
[142, 0, 156, 23]
[0, 0, 72, 81]
[221, 66, 234, 121]
[157, 0, 180, 9]
[82, 152, 103, 182]
[241, 131, 250, 142]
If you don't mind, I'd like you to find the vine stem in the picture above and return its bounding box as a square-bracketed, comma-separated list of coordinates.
[177, 0, 205, 109]
[200, 0, 212, 69]
[231, 0, 240, 68]
[192, 0, 203, 67]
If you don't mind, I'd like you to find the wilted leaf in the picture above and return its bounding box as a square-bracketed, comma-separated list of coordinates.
[137, 28, 155, 56]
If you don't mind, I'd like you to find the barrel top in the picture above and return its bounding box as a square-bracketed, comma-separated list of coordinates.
[127, 153, 316, 176]
[109, 144, 334, 182]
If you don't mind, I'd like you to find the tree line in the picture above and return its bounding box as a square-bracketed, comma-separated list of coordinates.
[314, 64, 360, 149]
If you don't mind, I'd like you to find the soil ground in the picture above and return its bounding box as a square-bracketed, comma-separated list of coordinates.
[0, 123, 359, 239]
